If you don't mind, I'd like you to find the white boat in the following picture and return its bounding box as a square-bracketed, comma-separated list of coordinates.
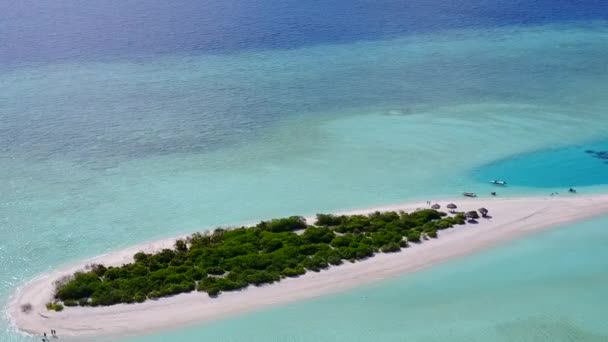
[491, 180, 507, 185]
[463, 192, 477, 197]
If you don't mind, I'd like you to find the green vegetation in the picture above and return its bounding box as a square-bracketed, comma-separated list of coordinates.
[53, 209, 466, 307]
[46, 302, 64, 311]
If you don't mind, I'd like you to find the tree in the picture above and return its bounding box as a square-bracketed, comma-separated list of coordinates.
[261, 238, 284, 252]
[381, 243, 401, 253]
[207, 286, 220, 297]
[91, 264, 107, 277]
[426, 229, 438, 239]
[329, 235, 349, 247]
[406, 230, 421, 243]
[327, 254, 343, 266]
[315, 214, 344, 226]
[175, 239, 188, 253]
[453, 212, 466, 224]
[258, 216, 307, 232]
[134, 293, 146, 303]
[301, 227, 336, 244]
[282, 267, 306, 277]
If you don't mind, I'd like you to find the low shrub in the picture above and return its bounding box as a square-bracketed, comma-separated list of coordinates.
[281, 267, 306, 277]
[46, 302, 64, 312]
[134, 293, 146, 303]
[327, 255, 343, 266]
[207, 286, 220, 297]
[63, 299, 78, 307]
[207, 266, 224, 275]
[406, 230, 421, 243]
[380, 243, 401, 253]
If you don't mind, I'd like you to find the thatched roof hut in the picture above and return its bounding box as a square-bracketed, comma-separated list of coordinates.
[446, 203, 457, 209]
[478, 208, 489, 217]
[466, 210, 480, 219]
[431, 203, 440, 209]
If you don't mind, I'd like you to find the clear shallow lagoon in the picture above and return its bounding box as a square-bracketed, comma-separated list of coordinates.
[1, 1, 608, 341]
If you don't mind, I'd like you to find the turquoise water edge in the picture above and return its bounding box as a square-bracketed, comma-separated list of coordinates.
[2, 15, 608, 342]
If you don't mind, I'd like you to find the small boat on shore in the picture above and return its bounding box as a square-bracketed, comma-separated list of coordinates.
[491, 180, 507, 185]
[463, 192, 477, 197]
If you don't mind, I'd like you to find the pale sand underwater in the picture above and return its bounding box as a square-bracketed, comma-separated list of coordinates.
[9, 194, 608, 340]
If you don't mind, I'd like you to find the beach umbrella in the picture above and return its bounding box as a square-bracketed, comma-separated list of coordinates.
[431, 203, 440, 209]
[446, 203, 457, 209]
[466, 211, 479, 219]
[478, 208, 489, 217]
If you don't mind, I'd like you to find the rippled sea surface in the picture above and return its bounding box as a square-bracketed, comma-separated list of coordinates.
[1, 1, 608, 340]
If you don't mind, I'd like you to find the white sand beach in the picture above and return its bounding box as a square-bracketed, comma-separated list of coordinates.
[9, 194, 608, 340]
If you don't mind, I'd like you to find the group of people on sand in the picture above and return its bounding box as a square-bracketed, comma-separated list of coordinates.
[41, 329, 58, 341]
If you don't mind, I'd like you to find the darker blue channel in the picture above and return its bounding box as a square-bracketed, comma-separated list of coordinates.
[1, 0, 607, 65]
[472, 139, 608, 188]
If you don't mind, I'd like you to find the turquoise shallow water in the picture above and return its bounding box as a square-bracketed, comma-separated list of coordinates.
[2, 21, 608, 341]
[123, 215, 608, 342]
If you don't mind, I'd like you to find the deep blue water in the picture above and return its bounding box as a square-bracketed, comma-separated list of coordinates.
[2, 0, 608, 65]
[473, 139, 608, 188]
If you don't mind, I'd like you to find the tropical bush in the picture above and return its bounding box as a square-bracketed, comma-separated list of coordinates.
[63, 299, 78, 307]
[406, 230, 421, 243]
[380, 242, 401, 253]
[46, 302, 64, 311]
